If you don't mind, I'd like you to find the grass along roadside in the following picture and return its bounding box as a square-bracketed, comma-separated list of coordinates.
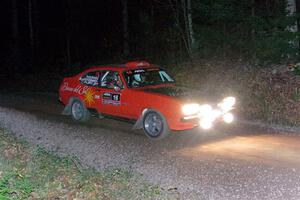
[0, 127, 176, 200]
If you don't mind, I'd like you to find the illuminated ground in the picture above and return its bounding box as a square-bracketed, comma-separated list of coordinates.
[0, 93, 299, 199]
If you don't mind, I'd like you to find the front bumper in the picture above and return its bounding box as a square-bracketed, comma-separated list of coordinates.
[183, 110, 234, 129]
[169, 97, 236, 131]
[168, 110, 234, 131]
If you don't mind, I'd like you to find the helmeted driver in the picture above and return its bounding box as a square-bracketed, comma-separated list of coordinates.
[107, 73, 123, 89]
[132, 73, 147, 87]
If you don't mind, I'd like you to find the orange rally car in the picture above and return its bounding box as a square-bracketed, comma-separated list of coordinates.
[59, 61, 235, 139]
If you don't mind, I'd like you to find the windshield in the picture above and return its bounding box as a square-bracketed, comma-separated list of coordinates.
[124, 68, 175, 88]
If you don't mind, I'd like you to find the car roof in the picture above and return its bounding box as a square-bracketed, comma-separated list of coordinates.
[85, 61, 157, 73]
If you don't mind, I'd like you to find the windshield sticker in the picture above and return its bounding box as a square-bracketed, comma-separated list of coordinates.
[134, 69, 145, 73]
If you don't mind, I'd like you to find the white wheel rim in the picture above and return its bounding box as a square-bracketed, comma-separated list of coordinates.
[71, 101, 83, 120]
[144, 113, 163, 137]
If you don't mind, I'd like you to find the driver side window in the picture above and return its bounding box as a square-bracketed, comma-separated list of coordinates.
[100, 71, 123, 89]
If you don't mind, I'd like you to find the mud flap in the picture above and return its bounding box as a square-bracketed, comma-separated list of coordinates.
[62, 103, 71, 115]
[132, 115, 143, 130]
[132, 108, 150, 130]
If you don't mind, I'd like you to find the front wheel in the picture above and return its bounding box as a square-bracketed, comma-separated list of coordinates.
[71, 99, 90, 122]
[143, 111, 169, 140]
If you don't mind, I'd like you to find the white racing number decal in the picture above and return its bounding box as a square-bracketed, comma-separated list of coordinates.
[102, 92, 121, 106]
[112, 94, 120, 101]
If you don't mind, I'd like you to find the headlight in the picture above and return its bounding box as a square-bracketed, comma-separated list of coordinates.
[199, 104, 212, 114]
[218, 96, 236, 112]
[200, 118, 213, 129]
[223, 113, 234, 123]
[182, 103, 200, 115]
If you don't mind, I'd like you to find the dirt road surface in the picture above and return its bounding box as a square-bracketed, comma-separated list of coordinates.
[0, 92, 300, 199]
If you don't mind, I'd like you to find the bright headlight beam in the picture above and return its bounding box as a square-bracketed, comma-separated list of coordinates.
[224, 96, 236, 106]
[200, 119, 213, 129]
[223, 113, 234, 123]
[218, 96, 236, 112]
[199, 104, 212, 114]
[182, 104, 200, 115]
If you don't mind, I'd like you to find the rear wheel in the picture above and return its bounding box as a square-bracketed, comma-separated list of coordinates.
[143, 111, 169, 140]
[71, 99, 90, 122]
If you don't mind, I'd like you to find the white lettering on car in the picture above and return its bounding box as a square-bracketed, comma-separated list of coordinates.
[61, 82, 89, 95]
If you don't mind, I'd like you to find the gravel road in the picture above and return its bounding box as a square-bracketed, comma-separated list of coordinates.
[0, 93, 300, 199]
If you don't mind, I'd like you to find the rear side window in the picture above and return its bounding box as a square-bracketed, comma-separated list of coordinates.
[80, 71, 101, 86]
[80, 70, 124, 89]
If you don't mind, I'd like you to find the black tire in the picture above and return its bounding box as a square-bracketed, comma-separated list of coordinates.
[142, 110, 170, 140]
[70, 99, 90, 122]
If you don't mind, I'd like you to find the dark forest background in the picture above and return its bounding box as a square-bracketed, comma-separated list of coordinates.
[0, 0, 300, 124]
[1, 0, 300, 76]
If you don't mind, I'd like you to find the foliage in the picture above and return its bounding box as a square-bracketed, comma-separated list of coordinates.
[0, 128, 174, 200]
[173, 59, 300, 126]
[292, 63, 300, 75]
[191, 0, 300, 63]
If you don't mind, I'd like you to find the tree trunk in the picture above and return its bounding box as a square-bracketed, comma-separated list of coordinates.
[28, 0, 34, 67]
[168, 0, 189, 59]
[251, 0, 255, 41]
[251, 0, 256, 60]
[286, 0, 298, 33]
[286, 0, 299, 53]
[223, 23, 226, 58]
[65, 0, 72, 65]
[32, 0, 39, 49]
[122, 0, 129, 58]
[12, 0, 18, 43]
[181, 0, 192, 56]
[286, 0, 298, 49]
[297, 0, 300, 49]
[28, 0, 34, 48]
[11, 0, 19, 71]
[187, 0, 195, 54]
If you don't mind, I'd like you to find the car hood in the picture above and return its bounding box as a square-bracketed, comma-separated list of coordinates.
[141, 86, 219, 103]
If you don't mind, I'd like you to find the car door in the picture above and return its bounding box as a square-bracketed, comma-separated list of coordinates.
[117, 72, 144, 119]
[94, 70, 123, 116]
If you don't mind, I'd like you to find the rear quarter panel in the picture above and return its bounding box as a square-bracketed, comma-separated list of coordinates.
[59, 75, 83, 105]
